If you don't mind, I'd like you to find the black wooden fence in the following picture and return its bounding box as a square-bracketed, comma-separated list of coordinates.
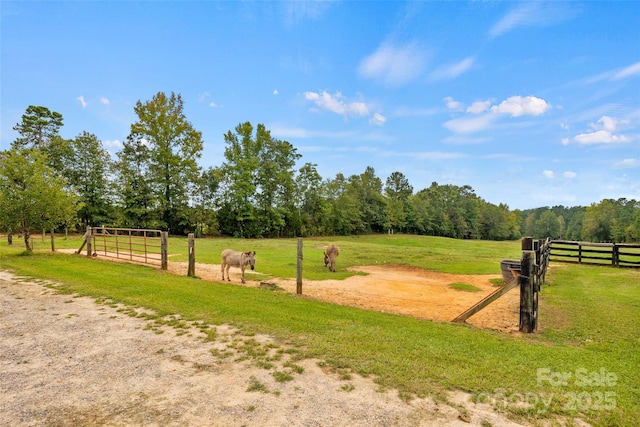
[550, 240, 640, 267]
[519, 237, 551, 333]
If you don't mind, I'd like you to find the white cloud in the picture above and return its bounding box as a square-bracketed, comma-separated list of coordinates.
[443, 114, 496, 134]
[209, 102, 218, 108]
[598, 115, 624, 131]
[273, 89, 279, 95]
[444, 96, 463, 111]
[358, 42, 428, 86]
[543, 170, 555, 179]
[103, 139, 122, 149]
[491, 96, 551, 117]
[282, 0, 332, 27]
[613, 61, 640, 80]
[100, 97, 110, 105]
[561, 137, 570, 146]
[575, 130, 629, 145]
[574, 116, 631, 145]
[197, 92, 210, 102]
[466, 100, 492, 114]
[443, 95, 551, 134]
[369, 112, 387, 126]
[582, 61, 640, 84]
[490, 2, 539, 38]
[563, 171, 577, 179]
[613, 158, 639, 169]
[489, 2, 578, 39]
[304, 91, 369, 117]
[431, 57, 475, 80]
[77, 96, 87, 108]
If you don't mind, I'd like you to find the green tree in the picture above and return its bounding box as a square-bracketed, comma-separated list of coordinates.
[296, 162, 325, 236]
[66, 132, 115, 227]
[348, 166, 386, 234]
[625, 209, 640, 242]
[384, 171, 413, 233]
[583, 200, 616, 242]
[254, 125, 301, 237]
[219, 122, 260, 237]
[565, 208, 585, 241]
[12, 105, 64, 150]
[0, 149, 77, 251]
[128, 91, 203, 233]
[534, 210, 564, 239]
[192, 167, 222, 236]
[218, 122, 301, 237]
[322, 173, 361, 235]
[415, 182, 481, 238]
[478, 202, 519, 240]
[610, 198, 640, 242]
[407, 189, 435, 235]
[114, 136, 158, 228]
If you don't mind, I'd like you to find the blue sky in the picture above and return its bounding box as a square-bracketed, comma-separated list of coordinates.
[1, 1, 639, 210]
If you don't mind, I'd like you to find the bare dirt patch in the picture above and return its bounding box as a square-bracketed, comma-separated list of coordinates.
[0, 270, 532, 427]
[166, 261, 520, 332]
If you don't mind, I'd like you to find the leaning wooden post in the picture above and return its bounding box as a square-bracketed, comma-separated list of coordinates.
[519, 237, 536, 333]
[296, 238, 303, 295]
[187, 233, 196, 277]
[86, 226, 92, 257]
[161, 232, 168, 271]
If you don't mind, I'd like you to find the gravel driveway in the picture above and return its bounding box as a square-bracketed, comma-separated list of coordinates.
[0, 271, 528, 427]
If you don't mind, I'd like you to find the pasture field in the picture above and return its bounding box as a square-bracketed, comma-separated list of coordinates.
[1, 234, 639, 426]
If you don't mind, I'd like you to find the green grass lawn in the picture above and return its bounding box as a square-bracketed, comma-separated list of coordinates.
[2, 233, 638, 426]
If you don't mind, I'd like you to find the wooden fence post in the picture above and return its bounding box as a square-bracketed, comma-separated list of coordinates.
[86, 226, 92, 257]
[519, 237, 536, 333]
[187, 233, 195, 277]
[161, 232, 168, 271]
[578, 243, 582, 263]
[296, 238, 303, 295]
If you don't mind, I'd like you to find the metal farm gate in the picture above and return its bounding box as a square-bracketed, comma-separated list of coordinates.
[79, 227, 168, 270]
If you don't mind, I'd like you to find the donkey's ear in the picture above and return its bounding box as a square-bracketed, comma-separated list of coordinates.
[253, 251, 256, 255]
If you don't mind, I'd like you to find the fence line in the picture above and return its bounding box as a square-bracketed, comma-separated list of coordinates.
[550, 240, 640, 267]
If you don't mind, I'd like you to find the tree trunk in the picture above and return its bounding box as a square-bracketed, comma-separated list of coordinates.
[24, 231, 33, 252]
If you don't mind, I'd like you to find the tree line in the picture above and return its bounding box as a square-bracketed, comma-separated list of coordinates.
[1, 92, 638, 251]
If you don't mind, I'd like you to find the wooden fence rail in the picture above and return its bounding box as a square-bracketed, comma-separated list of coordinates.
[550, 240, 640, 267]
